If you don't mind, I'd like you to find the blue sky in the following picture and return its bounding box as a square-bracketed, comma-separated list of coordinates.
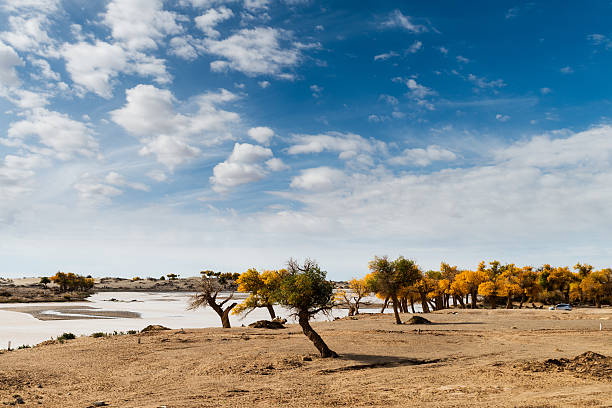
[1, 0, 612, 279]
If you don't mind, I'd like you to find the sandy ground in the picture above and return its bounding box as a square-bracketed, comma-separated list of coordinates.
[0, 308, 611, 407]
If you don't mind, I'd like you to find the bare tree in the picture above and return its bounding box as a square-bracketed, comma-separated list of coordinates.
[188, 276, 237, 328]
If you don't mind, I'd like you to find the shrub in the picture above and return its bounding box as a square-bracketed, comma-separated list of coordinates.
[57, 332, 76, 341]
[91, 332, 106, 338]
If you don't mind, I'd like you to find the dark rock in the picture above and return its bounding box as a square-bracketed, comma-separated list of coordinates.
[248, 320, 285, 329]
[140, 325, 170, 333]
[407, 316, 432, 325]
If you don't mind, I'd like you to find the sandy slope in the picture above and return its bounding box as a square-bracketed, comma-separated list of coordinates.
[1, 308, 611, 407]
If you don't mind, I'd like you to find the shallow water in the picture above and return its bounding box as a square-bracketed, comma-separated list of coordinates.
[0, 291, 382, 348]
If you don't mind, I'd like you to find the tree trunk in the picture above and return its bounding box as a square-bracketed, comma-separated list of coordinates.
[391, 295, 402, 324]
[266, 304, 276, 320]
[506, 295, 513, 309]
[519, 294, 525, 309]
[457, 295, 465, 308]
[410, 297, 415, 313]
[220, 303, 237, 328]
[348, 305, 356, 316]
[471, 290, 478, 309]
[298, 311, 338, 358]
[381, 296, 389, 313]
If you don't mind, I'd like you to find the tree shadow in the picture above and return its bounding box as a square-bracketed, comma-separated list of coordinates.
[318, 353, 441, 374]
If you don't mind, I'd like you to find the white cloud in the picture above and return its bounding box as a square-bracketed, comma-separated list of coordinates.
[310, 84, 323, 97]
[0, 41, 24, 88]
[169, 36, 198, 60]
[382, 10, 427, 33]
[290, 166, 344, 191]
[456, 55, 470, 63]
[379, 94, 399, 105]
[7, 108, 98, 160]
[9, 89, 50, 109]
[374, 51, 398, 61]
[110, 85, 240, 169]
[195, 6, 234, 38]
[265, 157, 288, 171]
[0, 15, 53, 53]
[61, 41, 127, 98]
[247, 126, 274, 144]
[438, 46, 448, 54]
[105, 171, 150, 191]
[560, 66, 574, 74]
[288, 132, 385, 162]
[407, 41, 422, 54]
[210, 142, 276, 191]
[540, 87, 552, 95]
[103, 0, 183, 51]
[406, 78, 435, 98]
[505, 7, 520, 19]
[244, 0, 269, 10]
[202, 27, 302, 77]
[467, 73, 506, 89]
[29, 57, 60, 81]
[389, 145, 456, 166]
[146, 169, 168, 182]
[0, 0, 59, 13]
[74, 177, 123, 205]
[258, 80, 270, 88]
[495, 113, 510, 122]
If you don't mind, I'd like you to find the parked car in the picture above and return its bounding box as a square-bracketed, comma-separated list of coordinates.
[549, 303, 572, 311]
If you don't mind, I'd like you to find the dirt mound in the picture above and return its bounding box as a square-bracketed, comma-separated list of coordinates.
[140, 325, 170, 333]
[407, 316, 432, 325]
[521, 351, 612, 381]
[248, 320, 285, 329]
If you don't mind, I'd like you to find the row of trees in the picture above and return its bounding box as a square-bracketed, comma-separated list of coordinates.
[188, 257, 611, 357]
[352, 258, 612, 324]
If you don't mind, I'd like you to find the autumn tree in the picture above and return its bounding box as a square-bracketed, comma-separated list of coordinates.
[547, 266, 577, 303]
[580, 269, 611, 308]
[335, 277, 370, 316]
[453, 269, 487, 309]
[275, 259, 338, 358]
[478, 279, 501, 309]
[516, 266, 540, 308]
[188, 274, 237, 328]
[369, 256, 421, 323]
[498, 264, 522, 309]
[234, 268, 287, 319]
[50, 272, 94, 292]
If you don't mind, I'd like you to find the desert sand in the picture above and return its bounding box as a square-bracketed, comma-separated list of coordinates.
[0, 308, 611, 407]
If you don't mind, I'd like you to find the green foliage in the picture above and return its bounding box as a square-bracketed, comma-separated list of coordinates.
[91, 332, 106, 338]
[275, 259, 335, 315]
[57, 332, 76, 341]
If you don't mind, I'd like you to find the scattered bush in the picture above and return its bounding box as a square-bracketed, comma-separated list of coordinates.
[57, 332, 76, 341]
[91, 332, 106, 338]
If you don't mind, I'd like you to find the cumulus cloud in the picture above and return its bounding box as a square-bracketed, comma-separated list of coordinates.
[0, 14, 54, 53]
[61, 40, 171, 98]
[169, 36, 198, 60]
[560, 66, 574, 74]
[0, 41, 24, 88]
[247, 126, 274, 144]
[467, 73, 506, 89]
[110, 85, 240, 169]
[389, 145, 457, 166]
[495, 113, 510, 122]
[288, 132, 386, 163]
[103, 0, 182, 51]
[6, 108, 98, 159]
[195, 6, 234, 38]
[382, 10, 427, 33]
[290, 166, 344, 191]
[202, 27, 303, 77]
[210, 142, 283, 191]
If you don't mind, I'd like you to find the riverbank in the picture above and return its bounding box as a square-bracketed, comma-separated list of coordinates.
[0, 308, 610, 407]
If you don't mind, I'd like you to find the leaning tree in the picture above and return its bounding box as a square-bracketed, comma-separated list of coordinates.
[275, 258, 338, 358]
[188, 273, 237, 328]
